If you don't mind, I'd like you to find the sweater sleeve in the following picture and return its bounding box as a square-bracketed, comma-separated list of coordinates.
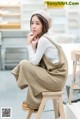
[27, 37, 47, 65]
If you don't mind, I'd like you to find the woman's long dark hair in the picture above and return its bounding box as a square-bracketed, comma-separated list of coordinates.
[30, 14, 49, 37]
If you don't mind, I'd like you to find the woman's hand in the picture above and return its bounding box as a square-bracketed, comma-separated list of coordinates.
[27, 32, 37, 45]
[27, 32, 39, 50]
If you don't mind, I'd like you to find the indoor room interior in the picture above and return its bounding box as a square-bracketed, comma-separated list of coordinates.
[0, 0, 80, 119]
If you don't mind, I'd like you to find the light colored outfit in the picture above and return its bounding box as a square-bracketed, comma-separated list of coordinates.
[27, 33, 59, 65]
[11, 34, 68, 109]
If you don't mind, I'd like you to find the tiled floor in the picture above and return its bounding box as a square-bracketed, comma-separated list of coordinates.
[0, 70, 67, 119]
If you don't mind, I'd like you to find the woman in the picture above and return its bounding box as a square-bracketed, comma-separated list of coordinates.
[11, 10, 68, 110]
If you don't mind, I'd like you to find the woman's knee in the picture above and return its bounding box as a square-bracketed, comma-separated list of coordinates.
[19, 59, 32, 69]
[20, 59, 29, 65]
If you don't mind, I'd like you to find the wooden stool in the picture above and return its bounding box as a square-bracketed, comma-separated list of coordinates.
[68, 50, 80, 104]
[26, 91, 65, 119]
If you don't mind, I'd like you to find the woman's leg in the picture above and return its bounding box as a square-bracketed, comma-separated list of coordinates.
[26, 86, 42, 109]
[11, 60, 30, 89]
[11, 59, 43, 109]
[11, 59, 63, 109]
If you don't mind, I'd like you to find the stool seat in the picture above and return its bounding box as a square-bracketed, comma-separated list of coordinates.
[42, 91, 63, 96]
[24, 91, 65, 119]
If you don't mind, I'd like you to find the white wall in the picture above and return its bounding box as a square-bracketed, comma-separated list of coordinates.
[0, 0, 44, 4]
[21, 0, 44, 4]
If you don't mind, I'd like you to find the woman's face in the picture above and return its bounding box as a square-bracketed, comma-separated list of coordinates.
[30, 15, 43, 36]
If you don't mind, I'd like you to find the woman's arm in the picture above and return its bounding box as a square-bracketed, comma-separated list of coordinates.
[27, 37, 48, 65]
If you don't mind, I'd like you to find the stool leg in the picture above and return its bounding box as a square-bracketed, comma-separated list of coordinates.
[26, 109, 34, 119]
[69, 60, 77, 104]
[58, 96, 65, 119]
[53, 99, 58, 119]
[68, 83, 74, 104]
[36, 97, 47, 119]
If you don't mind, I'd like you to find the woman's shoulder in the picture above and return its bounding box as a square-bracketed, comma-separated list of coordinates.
[39, 34, 50, 45]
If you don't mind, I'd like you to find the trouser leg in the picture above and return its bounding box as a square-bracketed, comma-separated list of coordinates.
[26, 86, 42, 109]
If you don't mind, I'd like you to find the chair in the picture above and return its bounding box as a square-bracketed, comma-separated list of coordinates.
[68, 50, 80, 104]
[25, 91, 65, 119]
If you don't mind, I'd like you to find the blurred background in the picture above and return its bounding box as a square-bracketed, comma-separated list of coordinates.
[0, 1, 80, 119]
[0, 0, 80, 70]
